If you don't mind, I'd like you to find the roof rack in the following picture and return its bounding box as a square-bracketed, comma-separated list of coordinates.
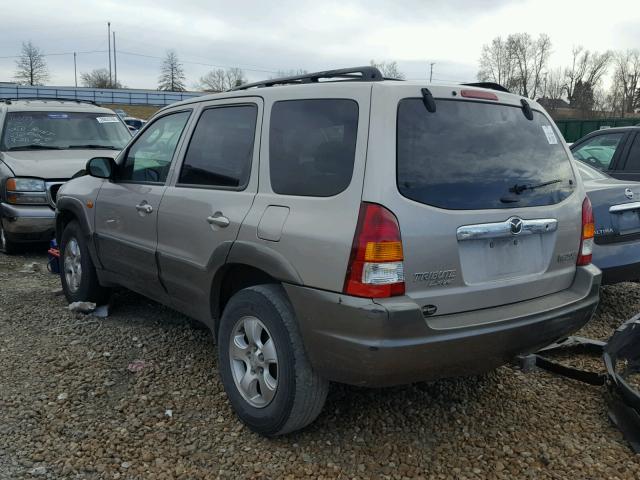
[231, 66, 385, 91]
[0, 97, 99, 106]
[461, 82, 510, 93]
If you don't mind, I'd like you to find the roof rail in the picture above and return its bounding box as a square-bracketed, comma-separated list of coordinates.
[0, 97, 99, 106]
[231, 66, 385, 91]
[461, 82, 510, 93]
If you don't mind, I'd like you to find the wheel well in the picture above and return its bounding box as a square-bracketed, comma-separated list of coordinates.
[55, 209, 77, 244]
[213, 264, 278, 333]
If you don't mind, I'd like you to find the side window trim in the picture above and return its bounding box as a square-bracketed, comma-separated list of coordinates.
[175, 102, 260, 192]
[115, 108, 193, 186]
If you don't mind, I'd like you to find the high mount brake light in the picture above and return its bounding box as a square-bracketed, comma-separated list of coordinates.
[460, 89, 499, 101]
[343, 203, 405, 298]
[577, 197, 594, 266]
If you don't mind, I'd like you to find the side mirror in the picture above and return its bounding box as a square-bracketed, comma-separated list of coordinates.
[86, 157, 116, 179]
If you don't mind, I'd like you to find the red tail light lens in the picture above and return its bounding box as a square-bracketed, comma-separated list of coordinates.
[577, 197, 594, 266]
[344, 203, 405, 298]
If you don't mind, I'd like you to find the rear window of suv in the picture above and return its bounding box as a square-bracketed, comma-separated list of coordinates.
[397, 99, 576, 210]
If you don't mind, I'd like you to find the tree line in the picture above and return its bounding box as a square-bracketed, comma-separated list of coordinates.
[10, 40, 409, 95]
[478, 33, 640, 117]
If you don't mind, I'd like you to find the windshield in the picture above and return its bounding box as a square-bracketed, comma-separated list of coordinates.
[1, 111, 131, 151]
[397, 99, 576, 210]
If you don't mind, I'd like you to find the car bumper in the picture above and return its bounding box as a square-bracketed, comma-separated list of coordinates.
[0, 203, 55, 241]
[285, 265, 601, 387]
[593, 241, 640, 284]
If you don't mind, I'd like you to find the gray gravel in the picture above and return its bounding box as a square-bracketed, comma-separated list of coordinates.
[1, 251, 640, 479]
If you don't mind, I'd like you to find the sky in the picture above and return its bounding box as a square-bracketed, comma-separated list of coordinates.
[0, 0, 639, 91]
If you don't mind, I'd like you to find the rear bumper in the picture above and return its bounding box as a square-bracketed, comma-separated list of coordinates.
[593, 241, 640, 284]
[0, 203, 55, 241]
[285, 265, 601, 387]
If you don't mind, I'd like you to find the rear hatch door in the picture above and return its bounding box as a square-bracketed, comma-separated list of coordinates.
[364, 83, 584, 317]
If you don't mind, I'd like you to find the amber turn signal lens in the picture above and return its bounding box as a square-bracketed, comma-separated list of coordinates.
[364, 241, 403, 262]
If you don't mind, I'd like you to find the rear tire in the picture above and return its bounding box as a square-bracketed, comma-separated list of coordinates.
[218, 284, 329, 436]
[0, 218, 19, 254]
[60, 221, 110, 304]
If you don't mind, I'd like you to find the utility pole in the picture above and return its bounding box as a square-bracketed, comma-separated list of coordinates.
[107, 22, 112, 86]
[73, 52, 77, 87]
[113, 31, 117, 88]
[429, 62, 435, 83]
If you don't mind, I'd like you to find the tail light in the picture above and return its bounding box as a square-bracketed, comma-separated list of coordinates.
[344, 203, 405, 298]
[577, 197, 594, 266]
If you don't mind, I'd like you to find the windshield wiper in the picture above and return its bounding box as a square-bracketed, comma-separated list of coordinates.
[509, 179, 563, 195]
[6, 144, 65, 151]
[66, 144, 121, 150]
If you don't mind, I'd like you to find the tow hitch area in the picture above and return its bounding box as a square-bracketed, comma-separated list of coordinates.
[520, 315, 640, 454]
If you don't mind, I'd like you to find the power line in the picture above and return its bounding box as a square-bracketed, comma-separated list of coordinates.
[115, 50, 280, 74]
[0, 49, 107, 59]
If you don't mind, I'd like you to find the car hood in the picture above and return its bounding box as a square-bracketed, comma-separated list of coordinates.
[0, 149, 119, 180]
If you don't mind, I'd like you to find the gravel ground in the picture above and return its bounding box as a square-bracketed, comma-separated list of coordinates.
[1, 251, 640, 479]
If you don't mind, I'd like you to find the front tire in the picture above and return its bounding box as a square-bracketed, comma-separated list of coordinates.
[60, 221, 110, 304]
[218, 284, 329, 436]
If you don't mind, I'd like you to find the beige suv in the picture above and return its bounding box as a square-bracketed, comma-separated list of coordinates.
[0, 98, 130, 252]
[55, 67, 601, 436]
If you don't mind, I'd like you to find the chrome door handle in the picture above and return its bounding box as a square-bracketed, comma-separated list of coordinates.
[207, 213, 230, 228]
[135, 203, 153, 214]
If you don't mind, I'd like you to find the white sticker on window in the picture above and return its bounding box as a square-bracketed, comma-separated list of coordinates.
[96, 116, 120, 123]
[542, 125, 558, 145]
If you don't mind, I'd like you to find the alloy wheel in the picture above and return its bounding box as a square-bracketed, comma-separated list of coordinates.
[229, 316, 279, 408]
[64, 238, 82, 293]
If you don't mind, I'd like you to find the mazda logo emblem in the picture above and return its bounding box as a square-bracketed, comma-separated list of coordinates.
[625, 188, 634, 200]
[509, 217, 523, 235]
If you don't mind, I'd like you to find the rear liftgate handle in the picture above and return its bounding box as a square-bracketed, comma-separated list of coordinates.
[207, 212, 230, 228]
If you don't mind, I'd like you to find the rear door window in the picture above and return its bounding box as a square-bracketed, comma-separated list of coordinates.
[621, 134, 640, 171]
[397, 99, 576, 210]
[572, 132, 625, 171]
[269, 99, 358, 197]
[179, 105, 257, 188]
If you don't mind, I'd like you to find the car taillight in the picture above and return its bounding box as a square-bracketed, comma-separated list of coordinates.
[344, 202, 405, 298]
[577, 197, 594, 266]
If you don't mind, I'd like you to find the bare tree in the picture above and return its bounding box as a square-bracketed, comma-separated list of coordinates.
[14, 41, 49, 86]
[199, 67, 247, 92]
[478, 37, 517, 90]
[478, 33, 552, 99]
[564, 46, 612, 108]
[541, 68, 565, 108]
[270, 69, 308, 79]
[507, 33, 552, 99]
[610, 49, 640, 117]
[80, 68, 122, 89]
[370, 60, 405, 79]
[158, 50, 186, 92]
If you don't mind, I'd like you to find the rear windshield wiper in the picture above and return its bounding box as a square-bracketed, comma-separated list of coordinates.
[67, 144, 121, 150]
[5, 144, 65, 151]
[509, 179, 563, 195]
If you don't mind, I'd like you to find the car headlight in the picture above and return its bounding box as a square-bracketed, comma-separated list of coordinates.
[5, 177, 48, 205]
